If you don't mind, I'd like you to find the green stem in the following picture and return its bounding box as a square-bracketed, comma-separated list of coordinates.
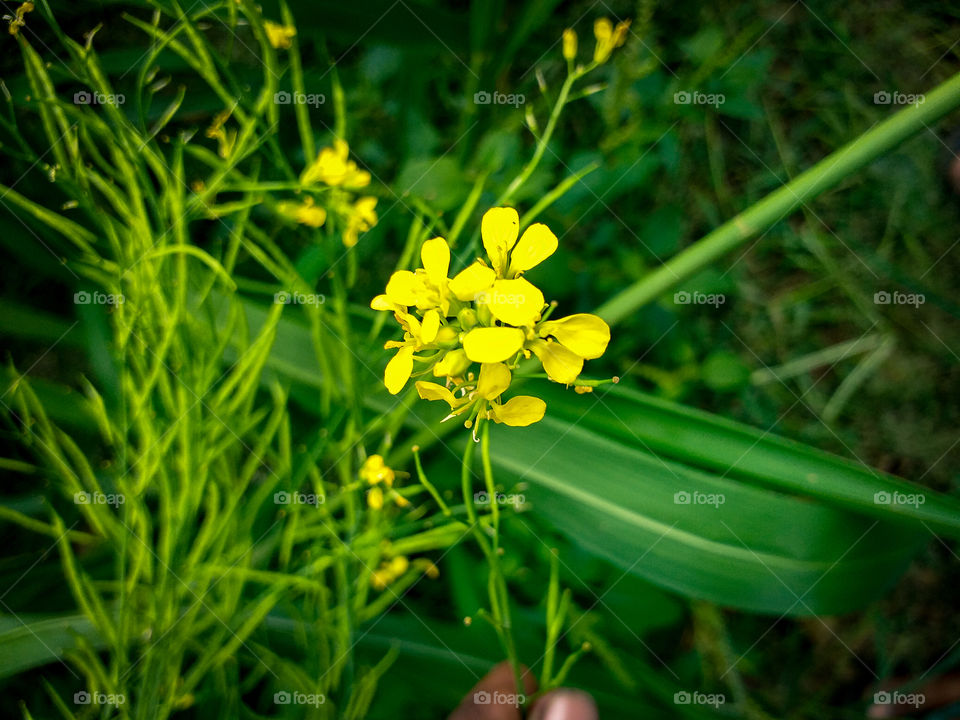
[495, 68, 582, 207]
[596, 69, 960, 325]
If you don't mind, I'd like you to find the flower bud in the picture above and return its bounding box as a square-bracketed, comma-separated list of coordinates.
[457, 307, 478, 330]
[562, 28, 577, 61]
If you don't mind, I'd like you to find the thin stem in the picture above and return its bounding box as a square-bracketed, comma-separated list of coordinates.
[596, 69, 960, 325]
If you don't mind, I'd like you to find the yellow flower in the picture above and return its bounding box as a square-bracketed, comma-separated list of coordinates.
[481, 207, 558, 279]
[383, 236, 452, 314]
[562, 28, 578, 61]
[371, 555, 410, 590]
[301, 139, 371, 188]
[277, 196, 327, 228]
[264, 20, 296, 49]
[382, 308, 444, 394]
[360, 454, 396, 487]
[205, 108, 237, 159]
[343, 196, 378, 247]
[6, 1, 32, 36]
[367, 486, 384, 510]
[371, 206, 612, 429]
[593, 18, 630, 63]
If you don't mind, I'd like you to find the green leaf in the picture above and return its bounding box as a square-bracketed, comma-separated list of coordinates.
[0, 613, 103, 679]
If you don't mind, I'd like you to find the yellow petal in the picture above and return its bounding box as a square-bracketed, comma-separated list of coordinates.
[538, 313, 610, 359]
[367, 487, 384, 510]
[385, 346, 414, 394]
[421, 237, 450, 289]
[489, 396, 546, 426]
[485, 278, 544, 327]
[415, 381, 464, 410]
[508, 223, 557, 276]
[481, 207, 519, 275]
[385, 270, 420, 306]
[449, 261, 496, 302]
[477, 363, 511, 400]
[433, 349, 471, 378]
[370, 294, 397, 311]
[419, 309, 441, 344]
[462, 327, 525, 364]
[530, 339, 583, 385]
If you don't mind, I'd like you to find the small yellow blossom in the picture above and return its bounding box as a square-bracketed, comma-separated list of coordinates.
[5, 1, 33, 36]
[301, 139, 371, 188]
[562, 28, 578, 62]
[264, 20, 296, 50]
[367, 486, 384, 510]
[343, 196, 378, 247]
[205, 107, 237, 159]
[371, 555, 410, 590]
[593, 17, 630, 63]
[360, 454, 395, 486]
[277, 196, 327, 228]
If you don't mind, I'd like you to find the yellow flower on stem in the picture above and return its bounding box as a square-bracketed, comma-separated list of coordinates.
[371, 205, 614, 428]
[343, 196, 378, 247]
[382, 308, 443, 394]
[277, 196, 326, 228]
[301, 139, 371, 188]
[593, 17, 631, 63]
[481, 207, 558, 279]
[6, 1, 32, 36]
[264, 20, 296, 49]
[360, 454, 395, 486]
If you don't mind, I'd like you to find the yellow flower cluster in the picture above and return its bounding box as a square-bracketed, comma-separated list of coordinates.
[371, 207, 610, 430]
[361, 454, 408, 509]
[277, 139, 379, 247]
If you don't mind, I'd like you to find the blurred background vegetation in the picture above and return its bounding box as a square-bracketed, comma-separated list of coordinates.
[1, 0, 958, 717]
